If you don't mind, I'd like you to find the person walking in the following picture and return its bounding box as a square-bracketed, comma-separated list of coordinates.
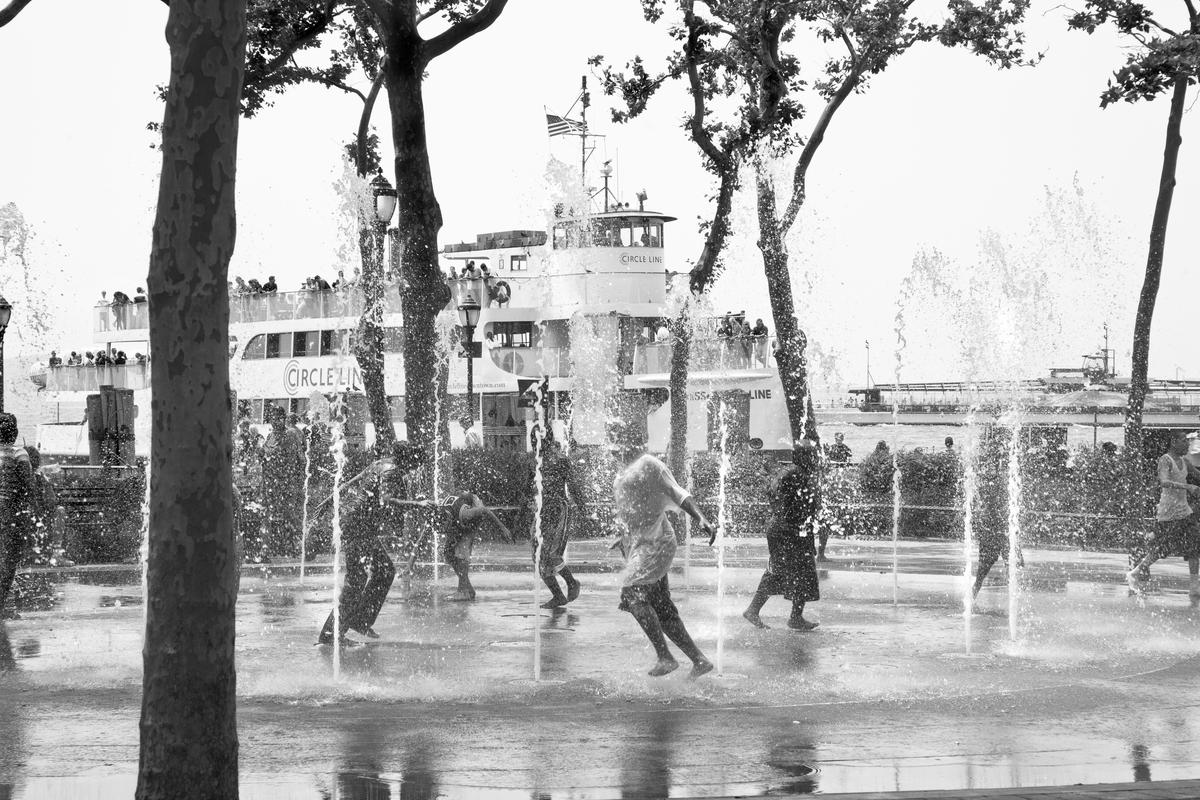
[527, 430, 591, 608]
[0, 414, 33, 615]
[261, 406, 305, 557]
[611, 424, 716, 678]
[971, 438, 1022, 599]
[1127, 431, 1200, 599]
[442, 491, 511, 601]
[743, 441, 822, 630]
[317, 442, 418, 645]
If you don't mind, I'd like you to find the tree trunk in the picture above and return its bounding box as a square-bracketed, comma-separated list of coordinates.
[754, 162, 818, 446]
[137, 0, 246, 797]
[384, 52, 450, 464]
[668, 305, 691, 481]
[354, 222, 395, 453]
[1125, 76, 1189, 452]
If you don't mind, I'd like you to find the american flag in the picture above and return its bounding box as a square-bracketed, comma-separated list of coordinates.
[546, 113, 585, 137]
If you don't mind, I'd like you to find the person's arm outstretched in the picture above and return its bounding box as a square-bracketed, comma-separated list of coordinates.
[460, 496, 513, 541]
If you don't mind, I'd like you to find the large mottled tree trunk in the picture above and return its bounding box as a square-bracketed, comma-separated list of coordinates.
[1125, 76, 1188, 452]
[137, 1, 246, 797]
[754, 163, 818, 446]
[385, 49, 450, 465]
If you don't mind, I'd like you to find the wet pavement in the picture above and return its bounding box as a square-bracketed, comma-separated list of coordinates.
[2, 537, 1199, 799]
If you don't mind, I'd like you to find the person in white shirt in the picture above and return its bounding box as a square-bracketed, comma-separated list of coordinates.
[611, 426, 716, 678]
[1127, 430, 1200, 598]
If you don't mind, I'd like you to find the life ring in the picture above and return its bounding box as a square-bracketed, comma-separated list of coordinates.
[501, 351, 525, 374]
[489, 280, 511, 305]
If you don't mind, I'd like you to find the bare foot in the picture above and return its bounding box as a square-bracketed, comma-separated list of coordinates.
[648, 657, 679, 677]
[447, 590, 476, 602]
[540, 596, 568, 609]
[688, 658, 714, 679]
[787, 617, 819, 631]
[742, 609, 769, 629]
[566, 582, 580, 602]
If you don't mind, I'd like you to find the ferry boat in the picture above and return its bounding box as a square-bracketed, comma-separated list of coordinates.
[27, 197, 796, 461]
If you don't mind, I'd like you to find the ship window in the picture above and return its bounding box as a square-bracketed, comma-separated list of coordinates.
[264, 398, 287, 420]
[491, 321, 533, 348]
[320, 329, 351, 356]
[250, 399, 264, 423]
[383, 327, 404, 353]
[388, 396, 405, 421]
[242, 334, 265, 360]
[596, 220, 631, 247]
[510, 255, 528, 272]
[631, 220, 662, 248]
[290, 398, 309, 416]
[293, 331, 319, 358]
[265, 332, 292, 359]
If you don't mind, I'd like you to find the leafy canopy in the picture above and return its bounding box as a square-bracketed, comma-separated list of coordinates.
[1067, 1, 1200, 107]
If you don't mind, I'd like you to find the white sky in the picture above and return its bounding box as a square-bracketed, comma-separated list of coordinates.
[1, 0, 1198, 404]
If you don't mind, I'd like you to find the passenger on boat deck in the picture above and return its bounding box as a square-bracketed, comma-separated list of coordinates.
[465, 260, 482, 280]
[332, 270, 346, 290]
[84, 352, 94, 366]
[313, 275, 332, 291]
[480, 264, 491, 281]
[133, 287, 146, 304]
[234, 276, 250, 295]
[262, 276, 277, 293]
[135, 353, 147, 365]
[446, 265, 458, 280]
[94, 351, 109, 367]
[67, 352, 79, 366]
[47, 351, 61, 368]
[114, 351, 127, 366]
[247, 278, 263, 293]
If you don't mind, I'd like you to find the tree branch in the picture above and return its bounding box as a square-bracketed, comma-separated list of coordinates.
[0, 0, 36, 28]
[1187, 0, 1199, 29]
[253, 0, 339, 81]
[684, 0, 729, 169]
[357, 65, 387, 175]
[423, 0, 509, 62]
[778, 65, 861, 235]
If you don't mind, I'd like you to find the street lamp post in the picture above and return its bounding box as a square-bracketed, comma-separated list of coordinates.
[370, 173, 398, 277]
[457, 293, 481, 433]
[0, 294, 11, 413]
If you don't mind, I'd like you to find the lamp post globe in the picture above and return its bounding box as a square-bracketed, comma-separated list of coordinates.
[370, 174, 397, 225]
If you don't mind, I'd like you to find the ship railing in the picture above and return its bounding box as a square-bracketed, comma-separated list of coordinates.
[43, 363, 151, 392]
[93, 288, 407, 332]
[93, 303, 149, 333]
[633, 336, 778, 374]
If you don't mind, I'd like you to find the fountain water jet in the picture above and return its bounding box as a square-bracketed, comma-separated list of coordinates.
[327, 394, 348, 679]
[1004, 407, 1023, 643]
[531, 377, 547, 682]
[961, 404, 979, 651]
[714, 399, 731, 676]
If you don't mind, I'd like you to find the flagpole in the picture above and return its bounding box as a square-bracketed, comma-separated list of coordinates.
[580, 75, 588, 191]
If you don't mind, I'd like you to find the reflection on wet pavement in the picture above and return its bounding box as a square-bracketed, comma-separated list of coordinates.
[2, 540, 1200, 798]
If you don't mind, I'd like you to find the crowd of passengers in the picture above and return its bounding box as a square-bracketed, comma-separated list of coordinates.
[445, 260, 511, 306]
[46, 348, 147, 368]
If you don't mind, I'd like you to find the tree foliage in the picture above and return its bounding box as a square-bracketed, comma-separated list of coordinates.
[1067, 1, 1200, 106]
[595, 0, 1032, 290]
